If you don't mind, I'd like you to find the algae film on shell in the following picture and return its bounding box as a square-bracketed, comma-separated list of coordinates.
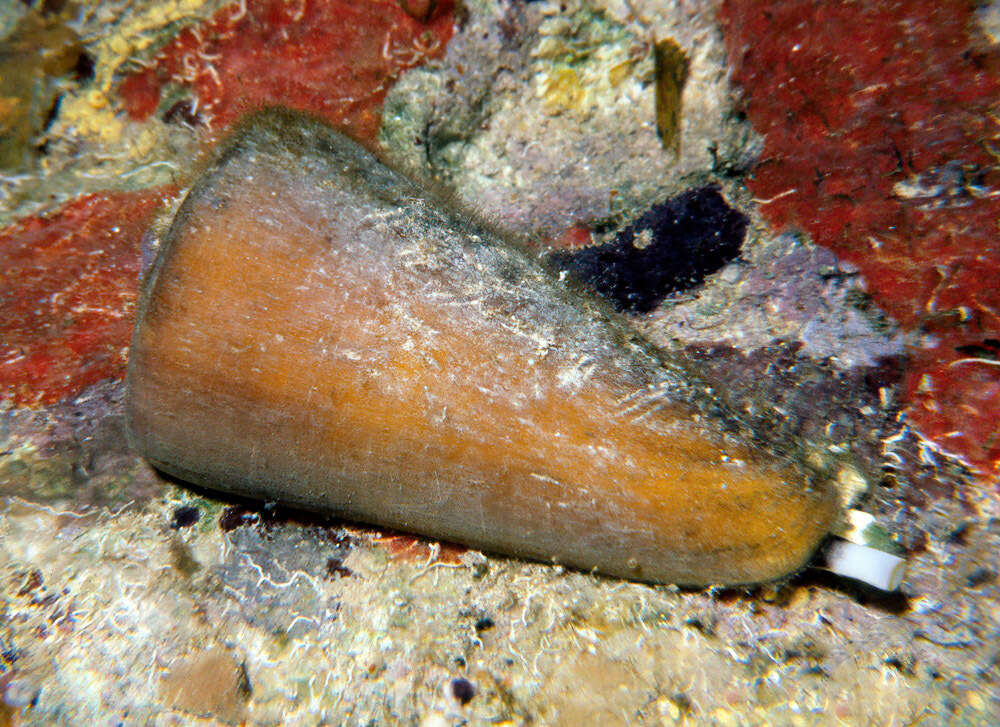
[126, 108, 839, 587]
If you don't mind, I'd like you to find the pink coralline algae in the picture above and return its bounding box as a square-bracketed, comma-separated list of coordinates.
[721, 0, 1000, 476]
[118, 0, 455, 144]
[0, 189, 175, 407]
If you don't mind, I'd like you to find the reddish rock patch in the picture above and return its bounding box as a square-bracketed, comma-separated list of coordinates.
[373, 531, 467, 565]
[119, 0, 455, 144]
[0, 188, 175, 407]
[721, 0, 1000, 475]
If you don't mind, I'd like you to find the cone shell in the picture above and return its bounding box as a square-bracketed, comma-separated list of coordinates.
[127, 109, 838, 586]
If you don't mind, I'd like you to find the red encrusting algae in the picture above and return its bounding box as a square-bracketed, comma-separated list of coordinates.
[372, 532, 467, 566]
[2, 1, 455, 409]
[720, 0, 1000, 475]
[0, 188, 176, 407]
[118, 0, 455, 144]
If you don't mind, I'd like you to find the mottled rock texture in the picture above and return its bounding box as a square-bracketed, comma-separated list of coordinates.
[721, 0, 1000, 475]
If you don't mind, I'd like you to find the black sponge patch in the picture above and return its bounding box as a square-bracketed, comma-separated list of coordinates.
[549, 186, 747, 313]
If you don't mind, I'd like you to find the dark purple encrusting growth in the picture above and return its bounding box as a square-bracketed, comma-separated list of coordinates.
[450, 677, 476, 705]
[548, 186, 747, 312]
[325, 556, 352, 579]
[219, 506, 257, 532]
[170, 505, 200, 529]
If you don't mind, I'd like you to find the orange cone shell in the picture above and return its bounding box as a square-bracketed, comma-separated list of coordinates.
[127, 110, 838, 585]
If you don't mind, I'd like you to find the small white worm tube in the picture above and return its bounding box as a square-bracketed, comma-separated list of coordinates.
[824, 539, 907, 591]
[822, 508, 907, 591]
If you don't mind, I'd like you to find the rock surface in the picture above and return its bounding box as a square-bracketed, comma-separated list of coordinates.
[1, 1, 997, 725]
